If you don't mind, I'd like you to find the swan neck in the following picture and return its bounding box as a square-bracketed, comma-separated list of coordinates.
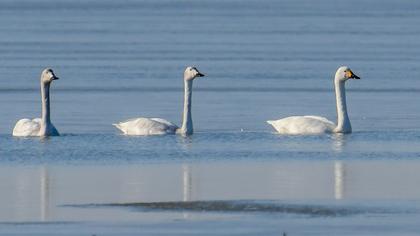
[180, 79, 193, 135]
[334, 79, 351, 133]
[40, 82, 52, 133]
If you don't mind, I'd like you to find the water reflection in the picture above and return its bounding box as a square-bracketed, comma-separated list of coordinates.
[331, 134, 346, 200]
[13, 166, 51, 222]
[182, 164, 193, 202]
[334, 161, 345, 200]
[2, 161, 420, 222]
[331, 133, 346, 153]
[179, 137, 195, 217]
[182, 164, 193, 219]
[177, 135, 194, 150]
[40, 166, 50, 221]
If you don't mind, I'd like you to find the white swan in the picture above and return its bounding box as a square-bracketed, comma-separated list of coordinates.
[114, 66, 205, 136]
[13, 68, 60, 137]
[267, 66, 360, 135]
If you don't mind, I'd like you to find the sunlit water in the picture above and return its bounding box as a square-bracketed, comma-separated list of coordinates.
[1, 0, 420, 235]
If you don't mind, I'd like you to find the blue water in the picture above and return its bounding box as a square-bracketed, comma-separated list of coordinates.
[1, 0, 420, 235]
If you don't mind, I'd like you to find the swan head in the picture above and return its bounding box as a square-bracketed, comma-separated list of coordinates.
[184, 66, 205, 81]
[41, 68, 59, 84]
[335, 66, 360, 82]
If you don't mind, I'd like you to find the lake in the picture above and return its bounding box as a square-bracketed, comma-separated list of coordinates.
[0, 0, 420, 235]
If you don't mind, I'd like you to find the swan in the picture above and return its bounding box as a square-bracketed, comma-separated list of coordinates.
[114, 66, 205, 136]
[267, 66, 360, 135]
[13, 68, 60, 137]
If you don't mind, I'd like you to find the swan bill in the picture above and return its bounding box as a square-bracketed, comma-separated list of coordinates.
[346, 70, 360, 80]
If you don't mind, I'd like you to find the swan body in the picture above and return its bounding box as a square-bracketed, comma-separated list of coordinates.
[113, 118, 178, 135]
[13, 118, 42, 136]
[13, 68, 60, 137]
[267, 116, 335, 135]
[114, 66, 205, 136]
[267, 66, 360, 135]
[13, 118, 59, 137]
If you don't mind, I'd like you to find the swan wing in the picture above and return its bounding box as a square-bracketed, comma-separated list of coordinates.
[267, 115, 335, 135]
[150, 118, 177, 127]
[113, 117, 178, 135]
[12, 118, 42, 136]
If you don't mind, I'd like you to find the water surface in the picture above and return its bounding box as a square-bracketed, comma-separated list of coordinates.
[1, 0, 420, 235]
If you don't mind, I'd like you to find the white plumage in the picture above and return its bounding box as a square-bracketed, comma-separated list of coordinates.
[113, 118, 178, 135]
[12, 118, 42, 137]
[267, 116, 335, 135]
[13, 68, 60, 137]
[267, 66, 360, 135]
[114, 66, 205, 136]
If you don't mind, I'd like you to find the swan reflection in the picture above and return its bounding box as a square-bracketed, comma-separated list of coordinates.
[334, 161, 345, 200]
[40, 166, 50, 221]
[332, 133, 346, 153]
[183, 164, 193, 202]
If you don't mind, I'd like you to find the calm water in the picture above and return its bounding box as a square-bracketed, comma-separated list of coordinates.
[1, 0, 420, 235]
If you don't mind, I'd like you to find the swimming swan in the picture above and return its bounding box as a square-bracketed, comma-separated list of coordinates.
[114, 66, 205, 136]
[13, 68, 60, 137]
[267, 66, 360, 135]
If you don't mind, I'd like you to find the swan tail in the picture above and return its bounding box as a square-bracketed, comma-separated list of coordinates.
[113, 123, 126, 134]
